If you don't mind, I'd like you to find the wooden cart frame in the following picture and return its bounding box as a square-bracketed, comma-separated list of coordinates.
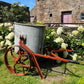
[4, 35, 80, 79]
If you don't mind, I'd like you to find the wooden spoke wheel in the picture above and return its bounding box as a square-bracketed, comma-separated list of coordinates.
[4, 46, 31, 76]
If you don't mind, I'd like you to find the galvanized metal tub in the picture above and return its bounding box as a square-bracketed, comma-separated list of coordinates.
[14, 23, 45, 54]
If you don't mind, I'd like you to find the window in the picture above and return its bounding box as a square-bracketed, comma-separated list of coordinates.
[81, 13, 84, 20]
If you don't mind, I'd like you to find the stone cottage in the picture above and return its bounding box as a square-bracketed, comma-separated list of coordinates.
[30, 0, 84, 23]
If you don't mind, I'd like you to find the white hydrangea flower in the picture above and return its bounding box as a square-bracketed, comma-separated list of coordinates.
[4, 23, 12, 27]
[72, 53, 77, 61]
[5, 40, 12, 46]
[5, 36, 8, 39]
[63, 51, 68, 58]
[7, 23, 12, 26]
[82, 43, 84, 46]
[72, 30, 79, 35]
[46, 36, 50, 39]
[4, 23, 8, 27]
[2, 32, 4, 34]
[5, 32, 14, 40]
[51, 29, 55, 32]
[0, 36, 3, 39]
[8, 26, 14, 31]
[51, 31, 55, 35]
[0, 41, 4, 47]
[0, 23, 3, 27]
[68, 34, 73, 37]
[77, 26, 84, 32]
[61, 43, 68, 49]
[54, 37, 64, 43]
[57, 27, 63, 35]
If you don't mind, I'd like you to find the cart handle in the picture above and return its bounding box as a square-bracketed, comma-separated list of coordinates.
[69, 60, 80, 64]
[72, 50, 79, 53]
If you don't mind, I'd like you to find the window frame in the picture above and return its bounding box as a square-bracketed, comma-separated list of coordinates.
[81, 13, 84, 21]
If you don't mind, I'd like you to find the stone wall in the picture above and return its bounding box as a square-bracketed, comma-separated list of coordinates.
[30, 6, 37, 17]
[30, 0, 84, 23]
[30, 6, 37, 22]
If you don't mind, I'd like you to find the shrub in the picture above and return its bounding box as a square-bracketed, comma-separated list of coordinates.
[44, 26, 84, 62]
[44, 28, 57, 47]
[0, 2, 29, 23]
[0, 22, 14, 49]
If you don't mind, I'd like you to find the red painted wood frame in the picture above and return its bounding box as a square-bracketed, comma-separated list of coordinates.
[19, 36, 73, 79]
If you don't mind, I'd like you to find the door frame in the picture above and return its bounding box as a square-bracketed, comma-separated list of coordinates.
[61, 11, 72, 23]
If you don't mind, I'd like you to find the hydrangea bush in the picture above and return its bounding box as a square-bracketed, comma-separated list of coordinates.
[44, 26, 84, 63]
[0, 23, 14, 49]
[71, 26, 84, 58]
[44, 28, 57, 47]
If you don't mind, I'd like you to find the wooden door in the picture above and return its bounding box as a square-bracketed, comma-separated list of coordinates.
[62, 12, 72, 23]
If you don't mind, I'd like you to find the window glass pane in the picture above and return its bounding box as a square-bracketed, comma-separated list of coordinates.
[81, 13, 84, 20]
[81, 17, 84, 19]
[81, 13, 84, 16]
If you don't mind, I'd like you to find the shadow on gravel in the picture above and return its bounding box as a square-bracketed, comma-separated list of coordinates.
[26, 57, 81, 78]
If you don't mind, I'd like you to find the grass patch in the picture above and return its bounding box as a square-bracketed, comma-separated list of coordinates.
[0, 50, 84, 84]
